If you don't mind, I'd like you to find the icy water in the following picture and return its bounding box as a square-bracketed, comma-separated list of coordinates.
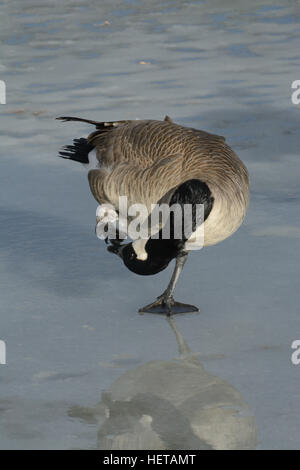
[0, 0, 300, 450]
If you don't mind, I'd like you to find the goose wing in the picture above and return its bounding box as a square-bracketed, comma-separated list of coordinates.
[88, 153, 183, 211]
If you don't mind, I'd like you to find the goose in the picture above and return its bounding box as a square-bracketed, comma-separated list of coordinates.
[57, 115, 249, 315]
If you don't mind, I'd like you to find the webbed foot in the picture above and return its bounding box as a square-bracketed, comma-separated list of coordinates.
[139, 295, 199, 316]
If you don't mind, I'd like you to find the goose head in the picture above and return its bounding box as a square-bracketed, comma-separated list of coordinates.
[107, 238, 184, 276]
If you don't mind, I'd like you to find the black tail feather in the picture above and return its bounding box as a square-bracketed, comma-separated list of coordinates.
[56, 116, 128, 163]
[58, 138, 94, 164]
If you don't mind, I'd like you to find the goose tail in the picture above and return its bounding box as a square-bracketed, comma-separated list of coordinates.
[58, 137, 94, 164]
[56, 116, 127, 129]
[56, 116, 102, 127]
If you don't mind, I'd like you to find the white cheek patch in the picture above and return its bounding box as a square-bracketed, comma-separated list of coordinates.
[132, 238, 148, 261]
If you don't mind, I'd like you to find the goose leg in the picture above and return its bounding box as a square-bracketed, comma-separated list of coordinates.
[139, 252, 199, 316]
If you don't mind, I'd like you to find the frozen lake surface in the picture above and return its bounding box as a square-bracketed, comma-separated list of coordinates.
[0, 0, 300, 449]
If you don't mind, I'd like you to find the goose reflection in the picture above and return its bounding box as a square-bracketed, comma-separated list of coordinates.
[69, 318, 257, 450]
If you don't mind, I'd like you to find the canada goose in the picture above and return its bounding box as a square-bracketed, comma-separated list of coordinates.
[57, 115, 249, 315]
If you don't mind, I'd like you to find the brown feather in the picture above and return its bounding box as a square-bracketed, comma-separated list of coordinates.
[73, 118, 248, 247]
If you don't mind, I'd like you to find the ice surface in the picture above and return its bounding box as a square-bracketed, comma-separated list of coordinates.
[0, 0, 300, 450]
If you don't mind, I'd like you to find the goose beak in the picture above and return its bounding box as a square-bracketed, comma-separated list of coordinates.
[107, 243, 125, 258]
